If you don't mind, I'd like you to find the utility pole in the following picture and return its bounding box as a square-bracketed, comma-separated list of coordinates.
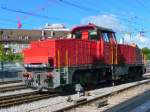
[1, 60, 4, 81]
[0, 45, 4, 82]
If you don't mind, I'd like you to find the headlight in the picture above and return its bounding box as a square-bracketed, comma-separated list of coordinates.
[24, 64, 28, 67]
[42, 64, 47, 67]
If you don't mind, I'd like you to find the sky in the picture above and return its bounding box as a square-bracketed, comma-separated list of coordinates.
[0, 0, 150, 48]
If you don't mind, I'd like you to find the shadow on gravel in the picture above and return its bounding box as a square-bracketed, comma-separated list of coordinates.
[60, 76, 148, 96]
[105, 90, 150, 112]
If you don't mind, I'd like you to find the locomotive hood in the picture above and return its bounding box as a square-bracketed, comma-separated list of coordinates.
[23, 39, 56, 65]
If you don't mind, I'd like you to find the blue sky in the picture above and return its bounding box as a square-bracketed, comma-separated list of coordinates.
[0, 0, 150, 47]
[0, 0, 149, 29]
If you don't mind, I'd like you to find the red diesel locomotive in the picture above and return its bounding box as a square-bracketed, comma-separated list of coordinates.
[22, 24, 145, 91]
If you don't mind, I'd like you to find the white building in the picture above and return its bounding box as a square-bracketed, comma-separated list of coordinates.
[0, 24, 70, 53]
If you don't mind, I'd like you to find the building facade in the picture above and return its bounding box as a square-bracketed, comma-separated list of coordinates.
[0, 24, 70, 53]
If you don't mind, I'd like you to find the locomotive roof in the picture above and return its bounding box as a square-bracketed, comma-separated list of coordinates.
[71, 24, 115, 33]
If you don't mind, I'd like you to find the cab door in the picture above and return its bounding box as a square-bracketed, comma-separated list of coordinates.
[109, 33, 117, 65]
[101, 32, 112, 64]
[101, 32, 117, 65]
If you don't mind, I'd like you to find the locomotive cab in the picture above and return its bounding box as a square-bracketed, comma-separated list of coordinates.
[71, 25, 100, 41]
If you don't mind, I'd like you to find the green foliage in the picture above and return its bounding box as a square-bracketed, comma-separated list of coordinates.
[146, 53, 150, 60]
[14, 53, 23, 61]
[0, 44, 4, 61]
[142, 47, 150, 55]
[142, 47, 150, 60]
[0, 44, 23, 62]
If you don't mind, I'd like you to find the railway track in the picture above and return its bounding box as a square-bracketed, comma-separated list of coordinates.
[54, 79, 150, 112]
[0, 84, 27, 93]
[0, 73, 149, 110]
[0, 80, 22, 85]
[0, 91, 58, 108]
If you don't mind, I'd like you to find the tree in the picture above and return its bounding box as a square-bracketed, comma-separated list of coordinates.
[14, 53, 23, 61]
[142, 47, 150, 60]
[0, 43, 5, 61]
[142, 47, 150, 55]
[146, 53, 150, 60]
[0, 43, 23, 62]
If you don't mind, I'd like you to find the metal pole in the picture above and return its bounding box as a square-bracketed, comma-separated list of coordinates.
[1, 60, 4, 81]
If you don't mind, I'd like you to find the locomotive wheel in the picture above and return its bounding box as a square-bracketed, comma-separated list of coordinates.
[105, 69, 113, 84]
[72, 69, 111, 87]
[136, 67, 143, 79]
[127, 68, 135, 81]
[127, 67, 143, 81]
[72, 70, 97, 87]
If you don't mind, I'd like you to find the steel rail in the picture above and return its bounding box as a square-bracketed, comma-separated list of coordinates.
[0, 80, 22, 85]
[54, 79, 150, 112]
[0, 91, 58, 108]
[0, 84, 27, 92]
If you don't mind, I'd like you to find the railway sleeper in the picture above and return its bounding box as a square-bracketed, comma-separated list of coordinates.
[0, 94, 57, 108]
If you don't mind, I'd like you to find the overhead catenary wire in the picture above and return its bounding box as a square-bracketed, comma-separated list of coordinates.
[1, 6, 65, 21]
[22, 0, 56, 20]
[60, 0, 143, 31]
[135, 0, 150, 12]
[103, 1, 145, 34]
[0, 2, 140, 26]
[1, 6, 49, 18]
[58, 0, 100, 13]
[22, 5, 46, 20]
[134, 0, 150, 33]
[17, 2, 50, 28]
[0, 1, 147, 32]
[0, 18, 45, 28]
[113, 0, 150, 27]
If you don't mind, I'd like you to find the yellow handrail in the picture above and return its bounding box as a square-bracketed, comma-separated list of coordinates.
[115, 42, 118, 64]
[57, 50, 60, 70]
[111, 43, 114, 65]
[65, 50, 68, 67]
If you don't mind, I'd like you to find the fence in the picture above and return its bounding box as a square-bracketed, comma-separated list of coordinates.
[0, 61, 25, 81]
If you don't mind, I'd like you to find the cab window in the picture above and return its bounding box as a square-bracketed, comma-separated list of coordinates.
[89, 30, 98, 40]
[73, 31, 82, 39]
[111, 33, 116, 40]
[102, 32, 109, 42]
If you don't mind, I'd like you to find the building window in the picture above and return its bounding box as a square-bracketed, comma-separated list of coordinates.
[50, 31, 55, 37]
[28, 36, 31, 40]
[24, 36, 29, 40]
[2, 35, 8, 40]
[19, 36, 22, 40]
[13, 49, 16, 53]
